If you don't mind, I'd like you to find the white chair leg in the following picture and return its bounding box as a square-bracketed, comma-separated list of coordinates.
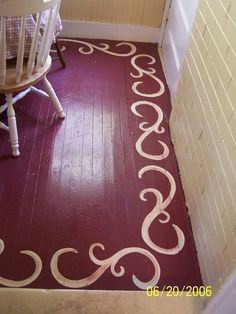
[6, 93, 20, 157]
[42, 76, 65, 119]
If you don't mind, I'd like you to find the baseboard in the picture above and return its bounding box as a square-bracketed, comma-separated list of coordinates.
[60, 20, 160, 43]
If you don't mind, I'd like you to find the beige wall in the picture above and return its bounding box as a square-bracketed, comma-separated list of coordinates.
[60, 0, 165, 27]
[170, 0, 236, 288]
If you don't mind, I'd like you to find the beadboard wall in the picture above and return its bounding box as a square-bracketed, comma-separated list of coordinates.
[59, 0, 167, 42]
[170, 0, 236, 288]
[60, 0, 165, 27]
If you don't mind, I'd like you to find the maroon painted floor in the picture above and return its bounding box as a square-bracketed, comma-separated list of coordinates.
[0, 39, 202, 290]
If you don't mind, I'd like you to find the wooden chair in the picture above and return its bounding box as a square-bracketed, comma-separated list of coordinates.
[53, 38, 66, 68]
[0, 0, 65, 157]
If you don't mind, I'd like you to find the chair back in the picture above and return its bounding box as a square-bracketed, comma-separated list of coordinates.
[0, 0, 61, 86]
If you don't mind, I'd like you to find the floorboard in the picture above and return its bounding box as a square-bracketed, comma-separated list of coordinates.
[0, 39, 202, 290]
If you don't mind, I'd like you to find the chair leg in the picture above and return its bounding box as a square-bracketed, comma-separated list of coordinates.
[42, 76, 65, 119]
[54, 38, 66, 68]
[6, 93, 20, 157]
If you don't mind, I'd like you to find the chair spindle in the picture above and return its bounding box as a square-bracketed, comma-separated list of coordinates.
[42, 2, 59, 65]
[16, 16, 26, 83]
[0, 17, 6, 86]
[35, 8, 53, 71]
[27, 12, 42, 78]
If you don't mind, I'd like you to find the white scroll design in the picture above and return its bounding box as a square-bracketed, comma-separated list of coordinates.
[0, 41, 187, 290]
[58, 39, 137, 57]
[50, 243, 160, 290]
[0, 239, 42, 287]
[131, 54, 165, 97]
[139, 166, 185, 255]
[131, 101, 169, 160]
[49, 44, 185, 289]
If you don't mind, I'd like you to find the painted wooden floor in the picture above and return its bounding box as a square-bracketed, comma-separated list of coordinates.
[0, 39, 202, 290]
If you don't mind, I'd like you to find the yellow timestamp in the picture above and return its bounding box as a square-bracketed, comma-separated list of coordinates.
[146, 285, 212, 297]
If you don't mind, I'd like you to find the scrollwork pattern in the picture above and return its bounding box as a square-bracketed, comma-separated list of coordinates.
[131, 101, 169, 160]
[0, 239, 42, 287]
[51, 244, 160, 290]
[0, 41, 186, 290]
[139, 166, 185, 255]
[58, 39, 137, 57]
[131, 54, 165, 97]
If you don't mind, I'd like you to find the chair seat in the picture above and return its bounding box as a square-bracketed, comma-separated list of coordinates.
[0, 56, 52, 94]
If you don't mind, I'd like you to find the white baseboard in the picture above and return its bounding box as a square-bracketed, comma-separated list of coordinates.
[60, 20, 160, 43]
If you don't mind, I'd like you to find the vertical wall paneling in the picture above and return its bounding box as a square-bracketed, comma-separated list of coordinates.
[60, 0, 166, 27]
[60, 0, 166, 43]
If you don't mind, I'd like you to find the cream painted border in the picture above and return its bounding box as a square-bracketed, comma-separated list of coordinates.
[0, 288, 204, 314]
[60, 20, 160, 43]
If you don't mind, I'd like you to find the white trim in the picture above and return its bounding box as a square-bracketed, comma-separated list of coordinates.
[161, 0, 199, 96]
[177, 0, 189, 32]
[203, 269, 236, 314]
[159, 0, 172, 46]
[168, 30, 180, 70]
[60, 20, 160, 43]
